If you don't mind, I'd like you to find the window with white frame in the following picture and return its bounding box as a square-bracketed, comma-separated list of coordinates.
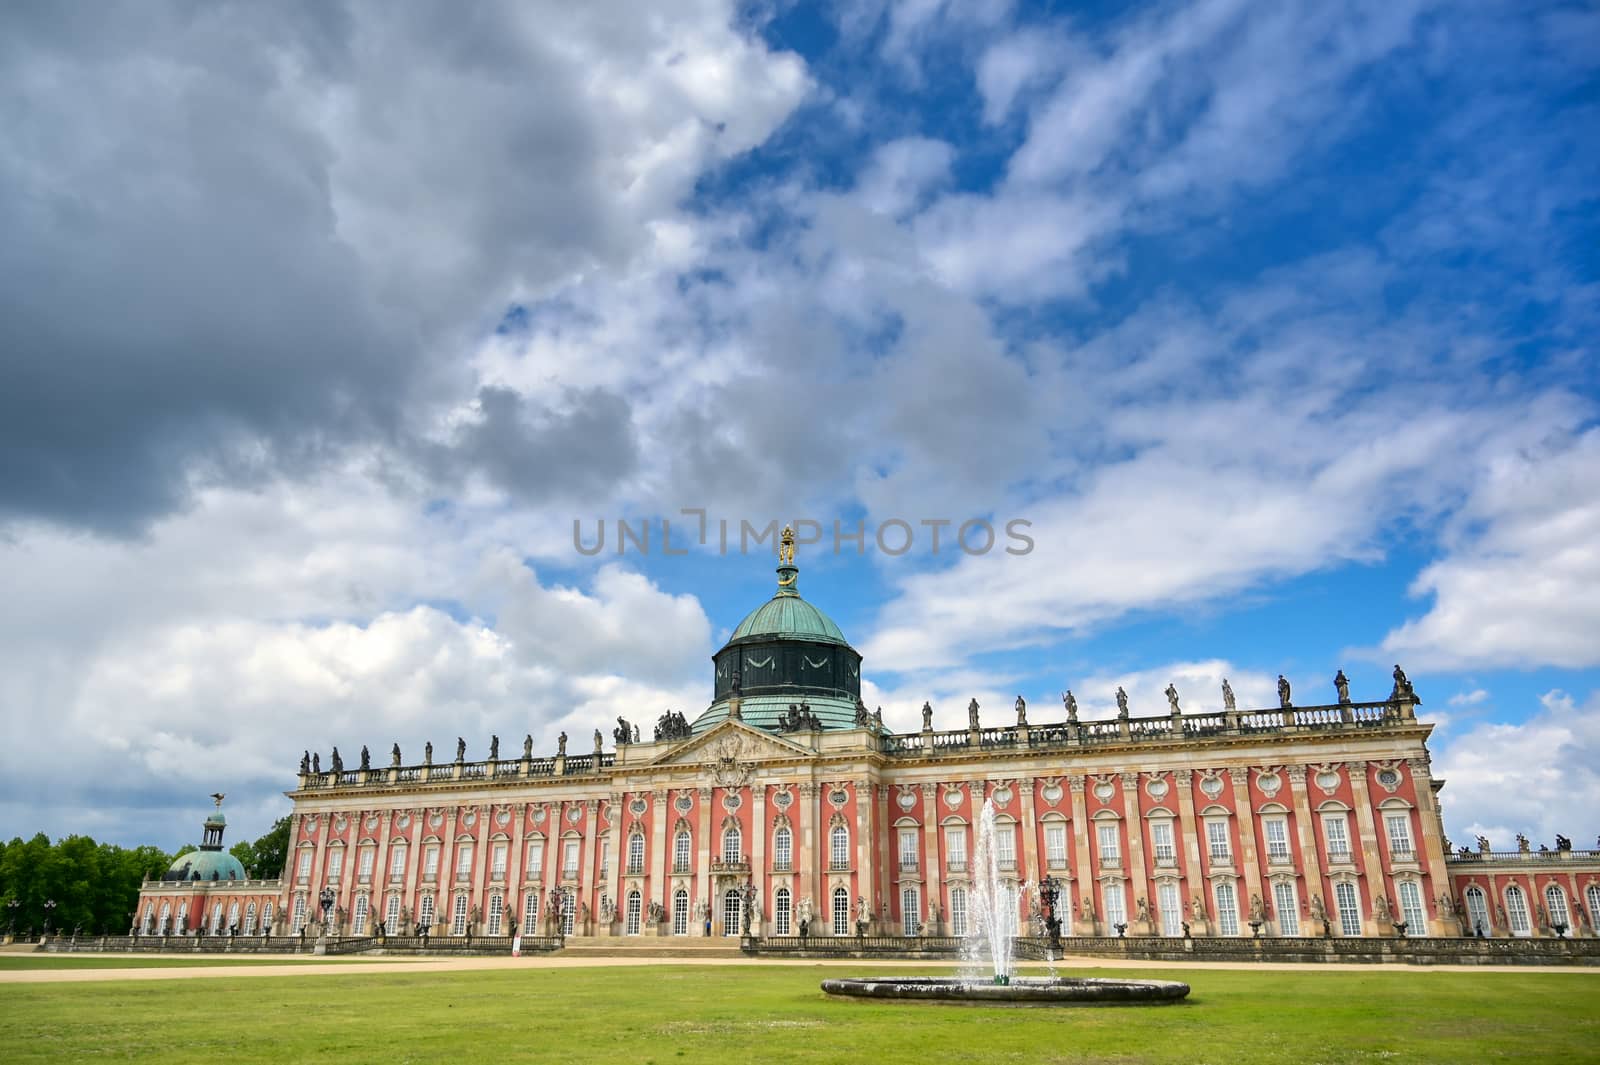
[352, 895, 368, 935]
[1545, 885, 1571, 931]
[423, 845, 440, 879]
[297, 850, 312, 878]
[1206, 820, 1231, 862]
[452, 894, 469, 935]
[997, 884, 1019, 938]
[358, 848, 375, 879]
[262, 902, 274, 933]
[1588, 886, 1600, 935]
[559, 892, 574, 935]
[488, 893, 504, 935]
[326, 849, 343, 880]
[775, 887, 791, 936]
[1506, 885, 1532, 936]
[526, 840, 543, 876]
[1385, 814, 1414, 858]
[243, 902, 257, 935]
[832, 887, 850, 935]
[1334, 881, 1362, 936]
[522, 891, 539, 932]
[390, 844, 407, 878]
[722, 890, 741, 936]
[598, 837, 609, 878]
[672, 889, 689, 936]
[722, 825, 742, 863]
[224, 901, 238, 932]
[899, 828, 919, 870]
[456, 844, 473, 877]
[492, 843, 508, 877]
[1323, 814, 1351, 860]
[1150, 821, 1175, 865]
[1464, 886, 1491, 935]
[946, 827, 968, 872]
[417, 894, 434, 932]
[1158, 881, 1182, 936]
[1045, 822, 1068, 867]
[159, 902, 172, 935]
[1097, 824, 1121, 865]
[1214, 882, 1240, 936]
[385, 894, 400, 933]
[1273, 881, 1300, 936]
[292, 895, 307, 933]
[1397, 880, 1425, 930]
[627, 834, 645, 874]
[674, 831, 692, 873]
[1264, 818, 1291, 861]
[625, 890, 641, 935]
[562, 839, 579, 878]
[830, 825, 850, 869]
[1101, 883, 1127, 929]
[995, 824, 1016, 869]
[773, 827, 792, 870]
[901, 886, 921, 935]
[950, 887, 968, 937]
[210, 903, 223, 934]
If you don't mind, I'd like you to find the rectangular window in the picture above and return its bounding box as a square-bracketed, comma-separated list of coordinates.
[773, 829, 792, 871]
[297, 851, 311, 878]
[995, 826, 1016, 870]
[1206, 820, 1231, 862]
[492, 843, 508, 876]
[352, 895, 368, 935]
[945, 828, 967, 872]
[424, 845, 440, 879]
[1323, 815, 1351, 860]
[774, 890, 791, 936]
[674, 833, 692, 873]
[390, 845, 407, 878]
[830, 826, 850, 869]
[1101, 884, 1126, 929]
[1506, 887, 1532, 936]
[1097, 824, 1120, 865]
[1158, 882, 1182, 936]
[1398, 880, 1426, 930]
[1335, 881, 1362, 936]
[488, 894, 503, 936]
[456, 844, 473, 876]
[1385, 814, 1414, 858]
[901, 887, 921, 936]
[358, 849, 375, 877]
[418, 895, 434, 931]
[627, 835, 645, 875]
[1273, 881, 1300, 936]
[562, 840, 579, 878]
[1265, 819, 1291, 861]
[1214, 882, 1240, 936]
[326, 849, 343, 880]
[292, 896, 307, 932]
[452, 894, 468, 936]
[523, 891, 539, 933]
[1150, 822, 1175, 864]
[1045, 823, 1068, 867]
[526, 841, 543, 876]
[832, 890, 850, 936]
[899, 829, 919, 871]
[950, 888, 968, 938]
[386, 894, 401, 932]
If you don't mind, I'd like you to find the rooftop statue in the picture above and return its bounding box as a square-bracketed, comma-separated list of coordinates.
[921, 701, 933, 730]
[613, 717, 632, 745]
[523, 734, 533, 758]
[359, 745, 370, 771]
[312, 752, 320, 773]
[1164, 684, 1181, 714]
[330, 747, 343, 774]
[1015, 695, 1027, 726]
[424, 741, 433, 764]
[300, 750, 310, 774]
[557, 731, 568, 757]
[1334, 670, 1351, 705]
[455, 737, 466, 762]
[1063, 690, 1078, 723]
[1115, 687, 1129, 719]
[1277, 674, 1292, 708]
[489, 735, 499, 761]
[968, 698, 980, 729]
[1221, 678, 1235, 711]
[391, 743, 401, 768]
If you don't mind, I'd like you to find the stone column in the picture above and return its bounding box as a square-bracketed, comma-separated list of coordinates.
[471, 806, 491, 933]
[921, 783, 941, 934]
[1019, 777, 1040, 888]
[875, 782, 891, 925]
[799, 782, 820, 928]
[1121, 773, 1150, 934]
[856, 779, 875, 929]
[1229, 767, 1265, 927]
[507, 803, 527, 935]
[696, 786, 713, 936]
[439, 808, 457, 934]
[751, 784, 767, 936]
[579, 799, 600, 934]
[649, 790, 669, 927]
[1347, 762, 1387, 935]
[1068, 777, 1095, 934]
[603, 794, 623, 935]
[373, 811, 393, 923]
[1286, 767, 1322, 937]
[402, 809, 424, 927]
[1173, 771, 1207, 935]
[1409, 761, 1453, 936]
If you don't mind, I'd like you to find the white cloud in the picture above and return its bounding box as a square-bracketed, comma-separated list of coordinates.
[1448, 689, 1490, 707]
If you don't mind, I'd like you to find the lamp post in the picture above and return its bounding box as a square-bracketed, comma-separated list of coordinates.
[318, 887, 335, 936]
[42, 899, 57, 937]
[6, 899, 18, 937]
[1038, 875, 1063, 953]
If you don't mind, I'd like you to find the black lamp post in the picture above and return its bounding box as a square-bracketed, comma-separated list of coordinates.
[1038, 875, 1063, 952]
[6, 899, 18, 936]
[318, 887, 335, 934]
[42, 899, 57, 937]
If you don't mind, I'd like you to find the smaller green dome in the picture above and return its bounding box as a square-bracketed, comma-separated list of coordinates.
[164, 849, 246, 883]
[205, 812, 227, 826]
[729, 595, 849, 645]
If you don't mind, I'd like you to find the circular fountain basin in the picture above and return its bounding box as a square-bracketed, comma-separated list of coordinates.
[820, 976, 1190, 1007]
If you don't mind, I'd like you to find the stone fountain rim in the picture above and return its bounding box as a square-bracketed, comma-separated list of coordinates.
[820, 975, 1192, 1007]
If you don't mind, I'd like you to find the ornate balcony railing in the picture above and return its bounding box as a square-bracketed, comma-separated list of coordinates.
[711, 857, 751, 876]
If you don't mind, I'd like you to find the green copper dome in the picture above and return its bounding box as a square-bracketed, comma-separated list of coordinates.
[164, 849, 246, 883]
[729, 595, 848, 644]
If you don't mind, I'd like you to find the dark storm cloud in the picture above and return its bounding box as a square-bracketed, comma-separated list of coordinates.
[0, 1, 659, 535]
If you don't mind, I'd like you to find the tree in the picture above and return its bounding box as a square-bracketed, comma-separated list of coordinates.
[245, 817, 291, 880]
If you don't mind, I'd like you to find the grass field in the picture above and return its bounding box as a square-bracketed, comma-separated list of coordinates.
[1, 963, 1596, 1064]
[0, 954, 384, 970]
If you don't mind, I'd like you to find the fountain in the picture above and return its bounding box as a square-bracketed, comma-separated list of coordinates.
[821, 798, 1190, 1007]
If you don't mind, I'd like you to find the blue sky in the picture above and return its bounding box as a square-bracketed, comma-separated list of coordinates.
[0, 0, 1596, 852]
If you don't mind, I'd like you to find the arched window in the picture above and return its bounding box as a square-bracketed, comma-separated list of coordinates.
[210, 902, 223, 935]
[773, 827, 793, 870]
[242, 902, 256, 935]
[522, 891, 539, 933]
[177, 902, 188, 932]
[452, 894, 469, 936]
[1397, 881, 1426, 930]
[488, 893, 504, 936]
[140, 905, 154, 935]
[1160, 882, 1184, 937]
[832, 887, 850, 935]
[418, 894, 435, 932]
[1100, 884, 1124, 934]
[774, 887, 792, 936]
[625, 890, 642, 935]
[290, 896, 306, 933]
[722, 825, 742, 864]
[950, 887, 968, 938]
[1506, 885, 1532, 936]
[1272, 882, 1299, 937]
[830, 825, 850, 869]
[723, 890, 742, 936]
[158, 902, 171, 935]
[1587, 885, 1600, 934]
[262, 902, 274, 934]
[1464, 886, 1491, 935]
[226, 902, 240, 933]
[672, 889, 689, 936]
[560, 891, 575, 936]
[1334, 882, 1361, 936]
[1544, 885, 1571, 931]
[901, 887, 921, 936]
[627, 834, 645, 875]
[352, 895, 368, 935]
[385, 894, 400, 933]
[674, 832, 692, 873]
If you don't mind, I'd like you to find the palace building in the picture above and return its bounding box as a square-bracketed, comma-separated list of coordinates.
[136, 529, 1600, 945]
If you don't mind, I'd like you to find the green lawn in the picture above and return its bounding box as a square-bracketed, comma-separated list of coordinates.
[0, 954, 384, 970]
[1, 964, 1596, 1064]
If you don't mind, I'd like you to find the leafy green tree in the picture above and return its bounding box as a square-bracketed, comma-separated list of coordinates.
[248, 817, 291, 880]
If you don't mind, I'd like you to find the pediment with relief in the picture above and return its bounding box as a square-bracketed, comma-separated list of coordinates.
[645, 720, 818, 773]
